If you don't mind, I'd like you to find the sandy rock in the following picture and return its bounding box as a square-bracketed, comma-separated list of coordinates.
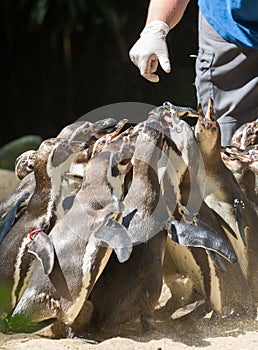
[0, 169, 20, 202]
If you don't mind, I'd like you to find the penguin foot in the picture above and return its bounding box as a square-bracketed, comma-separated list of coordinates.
[73, 335, 99, 344]
[50, 321, 74, 339]
[154, 293, 200, 321]
[172, 301, 211, 323]
[154, 298, 180, 321]
[211, 305, 257, 322]
[51, 321, 99, 343]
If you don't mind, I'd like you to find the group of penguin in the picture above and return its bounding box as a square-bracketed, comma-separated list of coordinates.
[0, 100, 257, 340]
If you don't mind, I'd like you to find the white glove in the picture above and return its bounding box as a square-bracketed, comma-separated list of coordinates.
[129, 20, 171, 83]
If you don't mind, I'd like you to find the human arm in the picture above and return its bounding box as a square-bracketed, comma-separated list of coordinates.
[129, 0, 190, 82]
[146, 0, 190, 29]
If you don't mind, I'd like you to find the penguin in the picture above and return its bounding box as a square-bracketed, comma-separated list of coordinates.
[194, 100, 247, 243]
[149, 102, 205, 224]
[0, 148, 38, 242]
[11, 139, 133, 338]
[0, 137, 84, 324]
[244, 145, 258, 175]
[230, 118, 258, 149]
[223, 145, 258, 176]
[195, 99, 258, 303]
[89, 119, 168, 333]
[221, 146, 258, 206]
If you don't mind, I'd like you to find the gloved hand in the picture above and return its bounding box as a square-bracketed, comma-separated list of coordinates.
[129, 20, 171, 83]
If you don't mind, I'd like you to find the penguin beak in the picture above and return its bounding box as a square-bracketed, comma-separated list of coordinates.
[205, 98, 216, 121]
[93, 118, 118, 134]
[26, 160, 35, 171]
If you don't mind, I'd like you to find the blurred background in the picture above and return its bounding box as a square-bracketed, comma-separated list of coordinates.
[0, 0, 198, 146]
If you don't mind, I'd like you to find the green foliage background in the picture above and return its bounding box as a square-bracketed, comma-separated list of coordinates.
[0, 0, 198, 145]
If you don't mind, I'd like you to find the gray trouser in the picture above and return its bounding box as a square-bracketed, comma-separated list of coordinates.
[195, 12, 258, 145]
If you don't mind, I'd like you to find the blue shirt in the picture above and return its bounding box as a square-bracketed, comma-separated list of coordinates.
[199, 0, 258, 48]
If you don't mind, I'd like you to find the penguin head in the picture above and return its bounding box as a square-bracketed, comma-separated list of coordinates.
[15, 150, 36, 180]
[195, 100, 221, 155]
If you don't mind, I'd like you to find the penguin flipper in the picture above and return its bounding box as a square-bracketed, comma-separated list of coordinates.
[0, 207, 18, 243]
[93, 218, 132, 263]
[167, 219, 237, 264]
[28, 231, 55, 275]
[0, 191, 31, 244]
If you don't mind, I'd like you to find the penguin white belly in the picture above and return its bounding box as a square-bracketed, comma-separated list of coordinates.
[165, 237, 205, 296]
[204, 193, 239, 238]
[63, 244, 112, 325]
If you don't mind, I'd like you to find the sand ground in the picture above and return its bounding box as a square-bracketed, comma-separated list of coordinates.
[1, 284, 258, 350]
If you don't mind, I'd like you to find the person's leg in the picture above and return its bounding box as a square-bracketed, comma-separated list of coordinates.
[195, 11, 258, 146]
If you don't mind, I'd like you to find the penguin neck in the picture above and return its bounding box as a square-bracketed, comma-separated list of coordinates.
[131, 146, 160, 199]
[35, 150, 51, 186]
[196, 129, 223, 172]
[29, 159, 52, 217]
[83, 154, 110, 187]
[131, 130, 162, 189]
[45, 150, 78, 227]
[133, 158, 157, 179]
[234, 167, 257, 203]
[81, 153, 123, 215]
[82, 153, 114, 199]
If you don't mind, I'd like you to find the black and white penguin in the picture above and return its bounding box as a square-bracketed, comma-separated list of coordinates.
[89, 119, 168, 333]
[11, 137, 134, 338]
[222, 146, 258, 206]
[0, 138, 84, 326]
[0, 149, 38, 244]
[230, 118, 258, 149]
[195, 99, 258, 304]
